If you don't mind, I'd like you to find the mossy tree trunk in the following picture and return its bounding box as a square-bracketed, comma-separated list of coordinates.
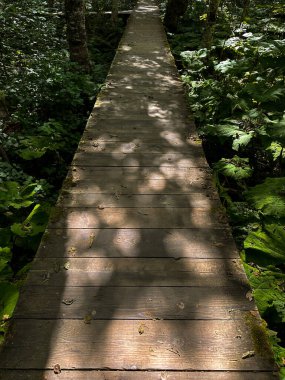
[64, 0, 90, 72]
[164, 0, 189, 32]
[202, 0, 221, 49]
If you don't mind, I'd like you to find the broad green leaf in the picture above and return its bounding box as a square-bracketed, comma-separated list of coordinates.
[214, 156, 253, 180]
[0, 283, 19, 321]
[244, 224, 285, 263]
[11, 204, 49, 238]
[17, 147, 47, 160]
[266, 142, 285, 161]
[266, 114, 285, 146]
[214, 59, 249, 74]
[245, 178, 285, 218]
[204, 123, 254, 151]
[0, 181, 40, 210]
[232, 132, 254, 151]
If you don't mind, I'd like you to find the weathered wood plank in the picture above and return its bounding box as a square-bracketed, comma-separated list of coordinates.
[37, 228, 238, 259]
[81, 118, 197, 139]
[58, 193, 220, 208]
[72, 151, 208, 168]
[62, 181, 216, 195]
[1, 320, 275, 370]
[81, 130, 196, 143]
[27, 258, 248, 287]
[48, 207, 227, 229]
[15, 285, 254, 320]
[63, 166, 215, 195]
[0, 370, 278, 380]
[77, 139, 202, 153]
[67, 166, 211, 178]
[92, 97, 188, 117]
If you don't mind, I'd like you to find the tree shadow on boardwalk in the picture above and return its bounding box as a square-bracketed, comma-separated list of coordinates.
[0, 1, 276, 379]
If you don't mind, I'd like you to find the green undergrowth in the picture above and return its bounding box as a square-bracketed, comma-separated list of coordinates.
[165, 0, 285, 374]
[0, 0, 127, 344]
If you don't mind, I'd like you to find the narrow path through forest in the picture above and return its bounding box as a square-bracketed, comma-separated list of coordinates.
[0, 0, 278, 378]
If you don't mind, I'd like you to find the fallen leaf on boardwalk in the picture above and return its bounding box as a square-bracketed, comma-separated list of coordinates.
[97, 204, 105, 210]
[242, 350, 255, 359]
[53, 364, 61, 374]
[177, 302, 185, 310]
[246, 290, 253, 301]
[89, 233, 95, 248]
[137, 211, 148, 216]
[68, 246, 77, 256]
[62, 299, 75, 306]
[138, 323, 146, 335]
[63, 262, 70, 270]
[213, 242, 224, 248]
[84, 314, 93, 324]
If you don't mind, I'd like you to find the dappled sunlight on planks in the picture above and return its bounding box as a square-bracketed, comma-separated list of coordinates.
[0, 0, 277, 377]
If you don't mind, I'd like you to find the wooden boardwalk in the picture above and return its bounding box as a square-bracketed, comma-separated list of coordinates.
[0, 1, 277, 379]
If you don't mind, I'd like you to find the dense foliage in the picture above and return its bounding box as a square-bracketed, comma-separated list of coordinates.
[0, 0, 134, 343]
[161, 0, 285, 373]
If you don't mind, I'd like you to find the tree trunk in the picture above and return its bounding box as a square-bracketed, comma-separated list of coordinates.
[111, 0, 119, 27]
[164, 0, 188, 32]
[64, 0, 90, 72]
[202, 0, 221, 49]
[242, 0, 250, 20]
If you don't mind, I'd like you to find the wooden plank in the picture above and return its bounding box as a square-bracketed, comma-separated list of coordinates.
[37, 228, 238, 259]
[94, 93, 186, 110]
[82, 119, 197, 138]
[100, 82, 185, 95]
[27, 258, 248, 287]
[62, 166, 216, 195]
[15, 285, 254, 320]
[93, 109, 188, 121]
[104, 79, 184, 90]
[48, 207, 227, 229]
[64, 166, 213, 186]
[81, 115, 195, 135]
[82, 127, 194, 140]
[61, 180, 215, 195]
[1, 320, 275, 370]
[72, 152, 208, 168]
[108, 64, 178, 76]
[79, 135, 199, 147]
[0, 370, 278, 380]
[57, 193, 220, 208]
[76, 141, 203, 154]
[66, 165, 211, 179]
